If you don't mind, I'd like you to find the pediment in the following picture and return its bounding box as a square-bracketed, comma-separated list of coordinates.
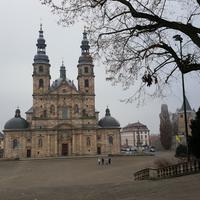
[50, 81, 78, 95]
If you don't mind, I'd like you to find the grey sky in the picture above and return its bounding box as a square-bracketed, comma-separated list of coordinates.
[0, 0, 199, 134]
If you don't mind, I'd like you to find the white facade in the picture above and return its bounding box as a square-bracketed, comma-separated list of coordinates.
[121, 122, 150, 147]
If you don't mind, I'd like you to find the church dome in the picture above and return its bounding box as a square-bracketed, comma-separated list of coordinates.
[34, 53, 49, 64]
[4, 109, 29, 130]
[98, 108, 120, 128]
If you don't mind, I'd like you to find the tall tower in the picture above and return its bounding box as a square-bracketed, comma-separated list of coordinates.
[77, 30, 95, 95]
[77, 30, 95, 117]
[178, 97, 195, 136]
[32, 24, 51, 95]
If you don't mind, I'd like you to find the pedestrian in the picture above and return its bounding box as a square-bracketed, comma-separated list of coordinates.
[101, 157, 104, 165]
[97, 157, 101, 165]
[105, 157, 108, 165]
[108, 157, 111, 165]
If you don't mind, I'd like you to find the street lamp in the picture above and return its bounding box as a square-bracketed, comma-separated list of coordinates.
[173, 34, 190, 161]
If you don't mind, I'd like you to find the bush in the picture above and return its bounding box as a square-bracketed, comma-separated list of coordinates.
[175, 144, 187, 157]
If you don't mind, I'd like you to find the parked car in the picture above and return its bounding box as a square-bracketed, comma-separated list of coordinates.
[130, 147, 138, 152]
[150, 146, 155, 152]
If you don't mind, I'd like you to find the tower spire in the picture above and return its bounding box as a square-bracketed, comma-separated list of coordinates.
[60, 61, 66, 80]
[80, 28, 90, 54]
[33, 24, 49, 64]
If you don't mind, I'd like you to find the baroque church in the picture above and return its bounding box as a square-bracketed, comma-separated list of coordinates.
[3, 25, 121, 158]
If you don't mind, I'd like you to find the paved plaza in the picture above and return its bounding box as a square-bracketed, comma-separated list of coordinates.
[0, 152, 200, 200]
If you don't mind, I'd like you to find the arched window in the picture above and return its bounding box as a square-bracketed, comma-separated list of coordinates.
[84, 67, 88, 73]
[50, 105, 55, 115]
[39, 66, 43, 73]
[84, 79, 89, 87]
[74, 104, 79, 113]
[62, 107, 68, 119]
[12, 139, 18, 149]
[39, 79, 44, 88]
[86, 137, 91, 146]
[38, 138, 43, 147]
[108, 136, 113, 145]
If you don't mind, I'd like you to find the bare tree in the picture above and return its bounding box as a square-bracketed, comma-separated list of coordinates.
[160, 104, 172, 150]
[40, 0, 200, 101]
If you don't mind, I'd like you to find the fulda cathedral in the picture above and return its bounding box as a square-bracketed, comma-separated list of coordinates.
[3, 25, 120, 158]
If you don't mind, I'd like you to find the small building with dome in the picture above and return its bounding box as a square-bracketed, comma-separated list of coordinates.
[3, 25, 121, 158]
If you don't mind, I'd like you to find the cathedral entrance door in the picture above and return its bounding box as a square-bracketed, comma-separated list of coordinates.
[27, 149, 31, 158]
[62, 144, 68, 156]
[97, 147, 101, 155]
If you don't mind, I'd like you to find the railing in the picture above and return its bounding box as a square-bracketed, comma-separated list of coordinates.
[134, 160, 200, 180]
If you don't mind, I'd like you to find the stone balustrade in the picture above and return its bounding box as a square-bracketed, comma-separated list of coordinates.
[134, 160, 200, 180]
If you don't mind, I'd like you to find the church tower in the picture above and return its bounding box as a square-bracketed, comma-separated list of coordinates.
[77, 30, 95, 117]
[77, 30, 94, 95]
[32, 24, 51, 95]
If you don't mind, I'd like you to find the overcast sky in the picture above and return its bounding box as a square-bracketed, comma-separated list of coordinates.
[0, 0, 199, 134]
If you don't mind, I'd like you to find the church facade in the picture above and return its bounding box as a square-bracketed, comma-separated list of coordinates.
[3, 26, 121, 158]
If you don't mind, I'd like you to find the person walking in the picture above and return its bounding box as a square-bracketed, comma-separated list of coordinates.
[97, 157, 101, 165]
[108, 157, 112, 165]
[101, 157, 104, 165]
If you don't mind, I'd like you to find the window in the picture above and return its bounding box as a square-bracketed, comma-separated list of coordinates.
[12, 139, 18, 149]
[39, 66, 43, 73]
[27, 138, 31, 143]
[43, 110, 47, 118]
[62, 107, 68, 119]
[126, 138, 128, 146]
[38, 138, 43, 147]
[50, 105, 55, 115]
[86, 137, 91, 146]
[82, 109, 87, 116]
[84, 79, 89, 87]
[74, 104, 79, 113]
[39, 79, 44, 88]
[180, 114, 183, 118]
[84, 67, 88, 73]
[108, 136, 113, 145]
[97, 135, 101, 141]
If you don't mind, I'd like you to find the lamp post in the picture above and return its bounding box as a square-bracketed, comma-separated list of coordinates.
[173, 34, 190, 161]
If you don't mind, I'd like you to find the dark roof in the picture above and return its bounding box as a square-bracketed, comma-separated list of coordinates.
[4, 109, 29, 130]
[0, 132, 4, 138]
[179, 96, 192, 112]
[123, 122, 148, 130]
[50, 77, 77, 91]
[78, 53, 93, 64]
[98, 108, 120, 128]
[26, 107, 33, 114]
